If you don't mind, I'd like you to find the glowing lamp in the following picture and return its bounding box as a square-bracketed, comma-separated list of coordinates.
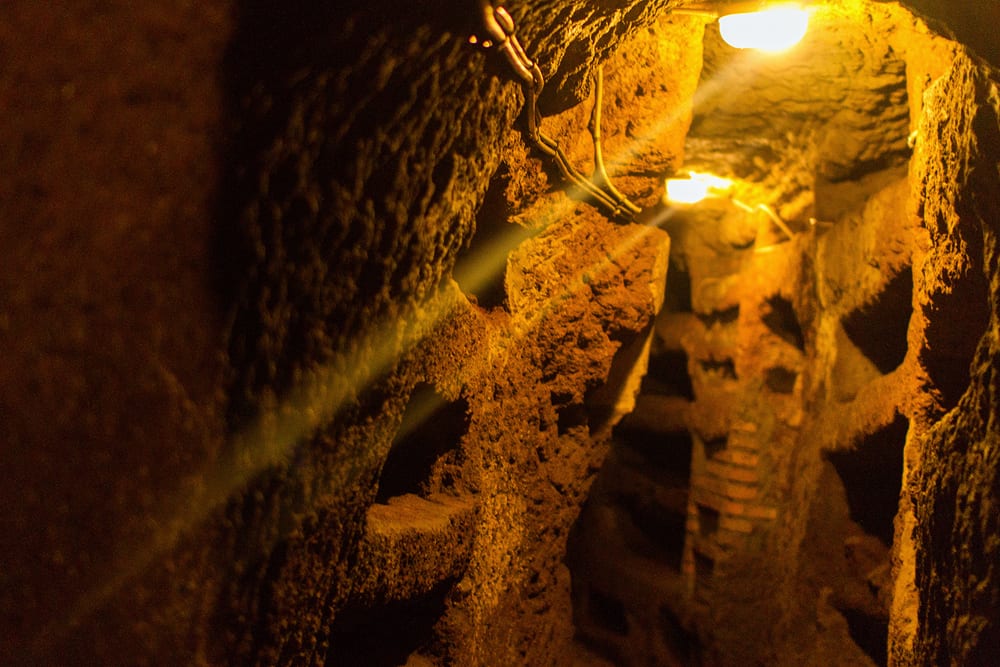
[664, 172, 733, 205]
[718, 5, 810, 52]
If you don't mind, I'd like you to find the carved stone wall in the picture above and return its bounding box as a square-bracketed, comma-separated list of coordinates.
[1, 0, 679, 664]
[2, 1, 999, 665]
[566, 2, 1000, 665]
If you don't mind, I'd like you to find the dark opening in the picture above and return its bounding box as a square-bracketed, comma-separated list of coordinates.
[825, 415, 907, 546]
[588, 588, 630, 636]
[596, 425, 692, 570]
[700, 358, 737, 380]
[557, 403, 589, 435]
[694, 551, 715, 593]
[617, 491, 688, 570]
[698, 305, 740, 327]
[327, 578, 454, 666]
[617, 426, 693, 484]
[376, 383, 469, 503]
[642, 348, 696, 400]
[763, 295, 806, 350]
[840, 607, 889, 667]
[920, 261, 990, 410]
[704, 436, 728, 460]
[664, 258, 693, 313]
[452, 166, 536, 309]
[660, 605, 699, 664]
[841, 267, 913, 374]
[697, 504, 720, 537]
[765, 367, 798, 394]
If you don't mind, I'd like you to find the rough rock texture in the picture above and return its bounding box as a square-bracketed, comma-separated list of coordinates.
[4, 0, 1000, 665]
[687, 2, 918, 224]
[897, 53, 1000, 666]
[566, 2, 1000, 666]
[1, 0, 677, 664]
[0, 1, 233, 662]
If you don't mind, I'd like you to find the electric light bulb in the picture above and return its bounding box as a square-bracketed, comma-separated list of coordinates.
[664, 172, 733, 205]
[718, 5, 810, 53]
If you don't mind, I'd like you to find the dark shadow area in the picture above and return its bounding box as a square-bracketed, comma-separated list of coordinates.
[565, 416, 694, 659]
[697, 503, 720, 538]
[643, 348, 696, 399]
[376, 383, 469, 502]
[841, 267, 912, 375]
[453, 166, 538, 309]
[840, 606, 889, 667]
[660, 605, 701, 666]
[557, 403, 589, 436]
[619, 427, 694, 483]
[698, 305, 739, 328]
[802, 462, 890, 667]
[700, 358, 737, 380]
[587, 587, 630, 636]
[617, 491, 687, 570]
[215, 0, 478, 431]
[604, 423, 692, 569]
[825, 415, 907, 546]
[765, 367, 798, 394]
[704, 436, 727, 460]
[693, 551, 714, 595]
[665, 258, 693, 313]
[763, 295, 805, 351]
[920, 242, 990, 411]
[327, 578, 454, 666]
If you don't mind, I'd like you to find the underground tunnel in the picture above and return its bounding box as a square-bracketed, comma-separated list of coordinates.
[3, 0, 1000, 665]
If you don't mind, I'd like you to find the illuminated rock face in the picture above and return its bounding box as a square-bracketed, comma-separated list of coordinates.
[1, 1, 676, 664]
[1, 1, 998, 666]
[567, 3, 1000, 666]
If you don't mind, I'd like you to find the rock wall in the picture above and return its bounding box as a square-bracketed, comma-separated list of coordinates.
[1, 0, 682, 664]
[0, 1, 233, 661]
[898, 53, 1000, 666]
[567, 2, 1000, 666]
[3, 0, 999, 665]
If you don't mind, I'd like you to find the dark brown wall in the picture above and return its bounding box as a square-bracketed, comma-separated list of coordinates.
[900, 0, 1000, 67]
[1, 0, 674, 663]
[2, 1, 999, 665]
[0, 1, 232, 660]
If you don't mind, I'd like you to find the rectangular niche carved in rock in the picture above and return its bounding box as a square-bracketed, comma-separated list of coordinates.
[762, 294, 805, 351]
[376, 383, 469, 503]
[693, 550, 715, 597]
[327, 577, 456, 666]
[452, 165, 537, 310]
[824, 415, 907, 547]
[697, 503, 720, 538]
[841, 266, 912, 375]
[642, 347, 695, 400]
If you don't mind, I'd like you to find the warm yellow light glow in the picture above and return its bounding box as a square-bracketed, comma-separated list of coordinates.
[664, 171, 733, 205]
[718, 5, 810, 53]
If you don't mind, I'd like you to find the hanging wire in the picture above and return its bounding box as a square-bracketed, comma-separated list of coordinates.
[471, 1, 641, 222]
